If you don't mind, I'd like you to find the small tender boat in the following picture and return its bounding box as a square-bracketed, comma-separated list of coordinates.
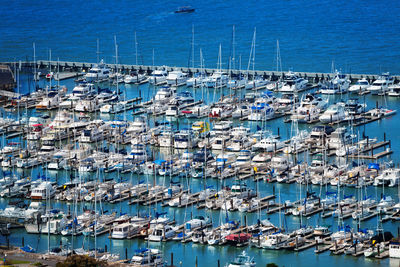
[175, 6, 195, 13]
[227, 251, 256, 267]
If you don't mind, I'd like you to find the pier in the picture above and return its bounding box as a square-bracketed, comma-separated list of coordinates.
[3, 60, 400, 83]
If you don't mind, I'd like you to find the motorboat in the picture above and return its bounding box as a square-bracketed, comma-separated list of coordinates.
[320, 71, 350, 94]
[280, 71, 308, 92]
[234, 150, 252, 167]
[261, 232, 290, 249]
[131, 248, 164, 266]
[153, 86, 174, 104]
[148, 224, 176, 242]
[36, 91, 62, 110]
[374, 168, 400, 187]
[367, 72, 394, 95]
[174, 130, 198, 149]
[245, 76, 269, 90]
[31, 182, 55, 200]
[71, 82, 96, 97]
[166, 71, 187, 86]
[227, 251, 256, 267]
[328, 127, 356, 149]
[85, 60, 110, 82]
[252, 137, 284, 152]
[348, 78, 370, 93]
[232, 104, 251, 119]
[111, 222, 141, 239]
[319, 103, 346, 123]
[187, 72, 207, 87]
[389, 238, 400, 258]
[124, 71, 147, 84]
[175, 6, 195, 13]
[203, 71, 228, 88]
[149, 69, 168, 85]
[248, 103, 274, 121]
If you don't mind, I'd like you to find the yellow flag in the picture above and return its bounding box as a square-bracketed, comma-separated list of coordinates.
[253, 166, 258, 173]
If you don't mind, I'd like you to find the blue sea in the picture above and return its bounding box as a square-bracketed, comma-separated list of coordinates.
[1, 1, 400, 266]
[1, 0, 400, 74]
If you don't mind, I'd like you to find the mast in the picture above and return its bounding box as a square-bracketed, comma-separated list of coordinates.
[191, 25, 195, 69]
[114, 35, 119, 95]
[232, 25, 236, 70]
[135, 32, 138, 66]
[33, 43, 37, 89]
[48, 49, 51, 95]
[276, 40, 282, 73]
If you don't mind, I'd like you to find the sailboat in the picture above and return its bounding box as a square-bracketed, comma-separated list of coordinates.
[245, 28, 268, 91]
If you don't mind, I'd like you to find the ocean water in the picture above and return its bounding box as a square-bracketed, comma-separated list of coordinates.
[1, 1, 400, 266]
[1, 0, 400, 74]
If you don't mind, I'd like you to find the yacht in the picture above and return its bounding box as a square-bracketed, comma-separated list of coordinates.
[367, 73, 394, 95]
[388, 82, 400, 97]
[124, 71, 147, 84]
[183, 105, 210, 118]
[31, 182, 55, 200]
[79, 125, 105, 143]
[187, 72, 206, 87]
[290, 94, 328, 123]
[227, 251, 256, 267]
[148, 224, 176, 242]
[166, 71, 187, 86]
[158, 129, 175, 147]
[153, 86, 174, 104]
[270, 156, 292, 172]
[85, 60, 110, 82]
[209, 105, 233, 119]
[127, 116, 149, 134]
[252, 138, 284, 152]
[320, 71, 350, 94]
[71, 82, 96, 97]
[203, 71, 228, 88]
[226, 136, 252, 152]
[111, 222, 140, 239]
[261, 232, 290, 249]
[59, 95, 81, 109]
[149, 69, 168, 85]
[280, 71, 308, 92]
[127, 144, 147, 162]
[248, 103, 275, 121]
[245, 76, 269, 90]
[389, 238, 400, 258]
[211, 136, 231, 150]
[373, 168, 400, 187]
[25, 216, 66, 234]
[231, 181, 256, 198]
[131, 248, 164, 267]
[25, 202, 45, 218]
[173, 130, 198, 149]
[328, 127, 356, 149]
[251, 152, 271, 166]
[232, 105, 251, 119]
[348, 78, 370, 93]
[36, 91, 62, 110]
[185, 216, 210, 231]
[215, 153, 236, 167]
[319, 103, 346, 123]
[234, 150, 252, 167]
